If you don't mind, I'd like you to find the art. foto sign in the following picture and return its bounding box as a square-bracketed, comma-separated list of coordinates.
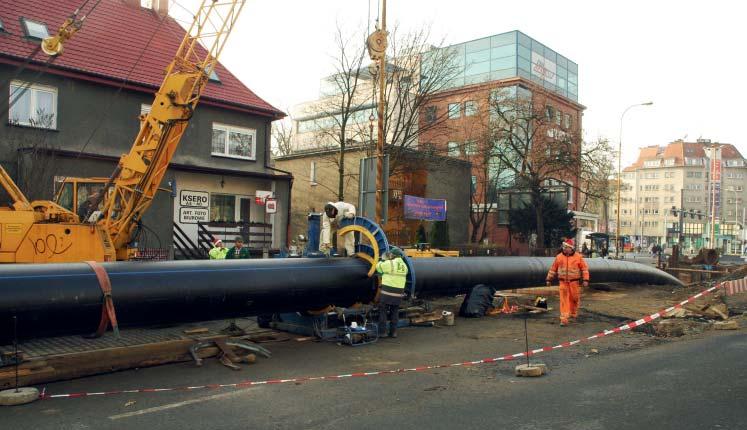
[403, 195, 447, 221]
[180, 190, 209, 208]
[179, 207, 209, 224]
[531, 52, 556, 84]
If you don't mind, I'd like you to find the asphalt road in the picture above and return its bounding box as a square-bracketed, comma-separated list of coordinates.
[2, 330, 745, 429]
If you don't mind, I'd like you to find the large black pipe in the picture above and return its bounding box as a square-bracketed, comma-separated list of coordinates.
[0, 258, 377, 342]
[0, 257, 681, 342]
[411, 257, 683, 297]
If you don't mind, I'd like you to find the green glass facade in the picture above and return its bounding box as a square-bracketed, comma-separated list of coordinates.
[427, 30, 578, 102]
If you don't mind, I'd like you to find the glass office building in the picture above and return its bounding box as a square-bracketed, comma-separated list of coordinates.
[425, 30, 578, 102]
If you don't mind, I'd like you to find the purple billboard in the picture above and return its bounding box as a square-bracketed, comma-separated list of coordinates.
[403, 195, 447, 221]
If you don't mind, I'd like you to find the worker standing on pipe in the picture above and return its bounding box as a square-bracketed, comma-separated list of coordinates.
[376, 251, 408, 338]
[209, 238, 228, 260]
[320, 201, 356, 256]
[546, 239, 589, 326]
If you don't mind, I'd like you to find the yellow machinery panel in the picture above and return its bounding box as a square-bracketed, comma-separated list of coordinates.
[10, 224, 114, 264]
[0, 211, 36, 263]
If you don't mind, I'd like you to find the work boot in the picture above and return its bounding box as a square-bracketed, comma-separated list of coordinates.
[389, 330, 397, 338]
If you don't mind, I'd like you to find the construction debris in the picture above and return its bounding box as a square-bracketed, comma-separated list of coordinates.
[714, 320, 739, 330]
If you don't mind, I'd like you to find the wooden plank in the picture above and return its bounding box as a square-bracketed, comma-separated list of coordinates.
[666, 267, 727, 274]
[0, 335, 229, 389]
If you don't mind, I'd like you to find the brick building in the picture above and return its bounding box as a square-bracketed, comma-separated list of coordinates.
[417, 30, 590, 250]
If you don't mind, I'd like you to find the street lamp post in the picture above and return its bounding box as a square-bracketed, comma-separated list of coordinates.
[615, 101, 653, 258]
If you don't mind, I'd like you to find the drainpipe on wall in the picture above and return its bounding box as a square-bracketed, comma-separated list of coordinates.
[264, 120, 293, 248]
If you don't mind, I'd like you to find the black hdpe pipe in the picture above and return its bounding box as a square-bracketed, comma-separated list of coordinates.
[0, 257, 681, 342]
[410, 257, 683, 297]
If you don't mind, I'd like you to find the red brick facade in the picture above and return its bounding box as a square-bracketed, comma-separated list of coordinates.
[418, 77, 585, 249]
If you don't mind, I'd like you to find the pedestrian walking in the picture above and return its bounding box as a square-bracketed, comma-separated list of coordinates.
[546, 238, 589, 326]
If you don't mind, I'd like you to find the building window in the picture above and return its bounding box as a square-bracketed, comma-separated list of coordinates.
[211, 123, 257, 160]
[21, 18, 49, 40]
[563, 113, 570, 129]
[664, 158, 675, 166]
[545, 105, 554, 121]
[664, 171, 675, 178]
[447, 141, 460, 157]
[643, 160, 660, 168]
[470, 175, 477, 195]
[464, 101, 477, 117]
[8, 81, 57, 129]
[206, 64, 221, 83]
[425, 106, 437, 123]
[210, 194, 235, 222]
[448, 103, 461, 119]
[464, 140, 477, 155]
[310, 161, 317, 185]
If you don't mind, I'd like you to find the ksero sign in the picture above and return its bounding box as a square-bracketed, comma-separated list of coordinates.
[180, 190, 209, 208]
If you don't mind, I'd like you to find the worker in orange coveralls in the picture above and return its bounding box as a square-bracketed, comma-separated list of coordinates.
[546, 238, 589, 326]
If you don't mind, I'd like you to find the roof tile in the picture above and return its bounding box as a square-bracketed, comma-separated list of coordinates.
[0, 0, 282, 117]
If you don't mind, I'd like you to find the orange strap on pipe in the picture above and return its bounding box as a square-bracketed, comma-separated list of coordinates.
[84, 261, 119, 338]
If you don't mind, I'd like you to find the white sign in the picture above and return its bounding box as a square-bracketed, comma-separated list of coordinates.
[531, 52, 557, 84]
[179, 207, 209, 224]
[255, 190, 273, 200]
[180, 190, 209, 208]
[265, 198, 277, 214]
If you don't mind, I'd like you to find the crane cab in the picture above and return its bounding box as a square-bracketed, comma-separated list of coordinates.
[53, 177, 108, 218]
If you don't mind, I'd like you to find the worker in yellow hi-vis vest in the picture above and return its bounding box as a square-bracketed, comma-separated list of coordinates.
[376, 251, 408, 338]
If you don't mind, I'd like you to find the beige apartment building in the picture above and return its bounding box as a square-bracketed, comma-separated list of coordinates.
[616, 139, 747, 254]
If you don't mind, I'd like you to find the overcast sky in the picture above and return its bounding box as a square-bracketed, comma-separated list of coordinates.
[176, 0, 745, 168]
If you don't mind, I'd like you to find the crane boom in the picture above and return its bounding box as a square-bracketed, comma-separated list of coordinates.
[101, 0, 246, 259]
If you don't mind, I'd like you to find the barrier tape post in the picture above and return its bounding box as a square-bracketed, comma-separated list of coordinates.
[38, 278, 742, 401]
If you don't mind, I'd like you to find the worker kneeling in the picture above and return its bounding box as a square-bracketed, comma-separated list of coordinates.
[546, 239, 589, 326]
[376, 251, 408, 338]
[320, 201, 356, 256]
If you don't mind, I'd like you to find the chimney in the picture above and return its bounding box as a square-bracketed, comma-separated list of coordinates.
[123, 1, 168, 16]
[153, 0, 169, 16]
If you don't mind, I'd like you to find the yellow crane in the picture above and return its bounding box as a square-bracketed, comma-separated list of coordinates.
[0, 0, 247, 263]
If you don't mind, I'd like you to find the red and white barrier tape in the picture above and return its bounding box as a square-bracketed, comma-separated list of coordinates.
[39, 278, 742, 400]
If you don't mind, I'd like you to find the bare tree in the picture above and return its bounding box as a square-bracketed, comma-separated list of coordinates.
[578, 137, 615, 213]
[296, 24, 461, 203]
[369, 25, 460, 174]
[300, 23, 369, 201]
[5, 110, 59, 200]
[487, 87, 582, 247]
[271, 116, 294, 158]
[445, 103, 511, 243]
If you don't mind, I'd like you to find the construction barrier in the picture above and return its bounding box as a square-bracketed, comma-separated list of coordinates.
[38, 278, 743, 401]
